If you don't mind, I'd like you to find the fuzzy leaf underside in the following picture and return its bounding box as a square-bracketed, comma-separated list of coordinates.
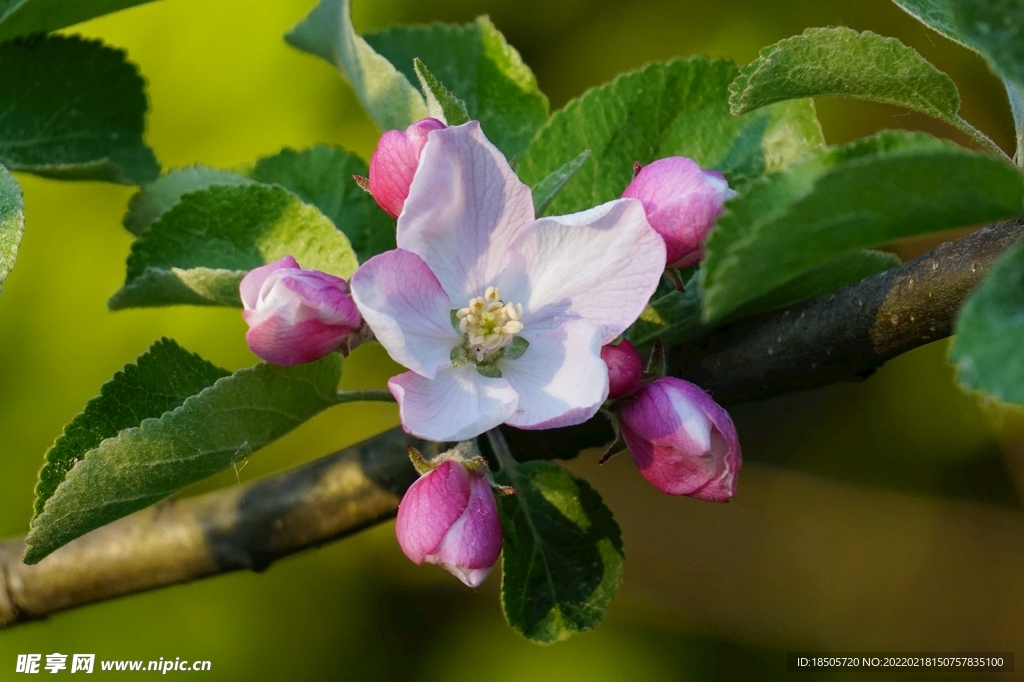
[110, 183, 358, 309]
[25, 352, 343, 563]
[0, 166, 25, 302]
[286, 0, 428, 132]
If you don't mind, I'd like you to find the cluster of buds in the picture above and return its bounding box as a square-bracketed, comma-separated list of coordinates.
[237, 116, 742, 586]
[599, 339, 742, 501]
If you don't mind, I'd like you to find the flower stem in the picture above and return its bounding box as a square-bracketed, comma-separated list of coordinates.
[335, 389, 395, 404]
[486, 427, 516, 472]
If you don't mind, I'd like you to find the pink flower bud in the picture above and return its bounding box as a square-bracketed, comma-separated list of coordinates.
[395, 459, 503, 588]
[622, 157, 736, 268]
[601, 340, 643, 399]
[619, 377, 741, 501]
[240, 256, 362, 366]
[368, 117, 447, 218]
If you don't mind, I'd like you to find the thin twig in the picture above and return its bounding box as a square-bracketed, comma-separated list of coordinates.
[1, 219, 1022, 629]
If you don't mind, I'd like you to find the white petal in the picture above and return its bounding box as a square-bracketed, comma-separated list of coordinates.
[496, 198, 666, 344]
[389, 365, 519, 442]
[350, 249, 460, 379]
[501, 319, 608, 430]
[397, 121, 535, 305]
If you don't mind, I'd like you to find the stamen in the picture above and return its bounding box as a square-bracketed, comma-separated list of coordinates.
[453, 287, 526, 365]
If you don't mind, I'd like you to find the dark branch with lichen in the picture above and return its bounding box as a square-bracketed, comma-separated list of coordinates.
[1, 220, 1020, 630]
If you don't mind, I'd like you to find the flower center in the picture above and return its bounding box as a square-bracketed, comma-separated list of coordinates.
[455, 287, 524, 362]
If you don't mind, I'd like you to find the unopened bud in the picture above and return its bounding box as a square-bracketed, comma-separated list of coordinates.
[240, 256, 362, 365]
[601, 340, 643, 399]
[395, 459, 503, 587]
[622, 157, 736, 268]
[368, 117, 447, 218]
[618, 377, 741, 501]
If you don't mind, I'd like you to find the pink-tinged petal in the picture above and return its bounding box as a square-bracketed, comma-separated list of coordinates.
[395, 460, 471, 564]
[245, 316, 353, 365]
[497, 198, 665, 344]
[350, 249, 460, 379]
[397, 121, 535, 304]
[619, 377, 741, 501]
[389, 365, 519, 442]
[427, 472, 503, 587]
[281, 272, 359, 321]
[405, 117, 446, 154]
[369, 130, 416, 218]
[601, 340, 644, 399]
[368, 118, 446, 218]
[502, 319, 608, 430]
[240, 255, 300, 310]
[649, 188, 728, 267]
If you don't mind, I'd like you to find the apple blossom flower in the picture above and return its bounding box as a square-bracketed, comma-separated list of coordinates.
[351, 122, 666, 442]
[240, 256, 362, 365]
[618, 376, 741, 501]
[622, 157, 736, 268]
[601, 340, 643, 399]
[395, 458, 502, 587]
[368, 117, 447, 218]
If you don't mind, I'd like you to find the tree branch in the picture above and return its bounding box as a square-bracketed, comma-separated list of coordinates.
[673, 219, 1024, 405]
[2, 220, 1021, 629]
[0, 430, 429, 629]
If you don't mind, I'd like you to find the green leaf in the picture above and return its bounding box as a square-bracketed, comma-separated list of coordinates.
[414, 58, 471, 126]
[0, 165, 25, 303]
[33, 338, 230, 517]
[496, 460, 624, 644]
[286, 0, 428, 132]
[249, 145, 395, 262]
[628, 251, 898, 349]
[0, 0, 158, 42]
[702, 131, 1024, 320]
[531, 150, 590, 216]
[728, 27, 998, 153]
[0, 35, 159, 185]
[364, 16, 550, 158]
[893, 0, 1024, 88]
[25, 352, 343, 563]
[109, 184, 358, 309]
[950, 239, 1024, 404]
[736, 250, 901, 317]
[123, 165, 252, 236]
[517, 57, 824, 217]
[627, 272, 705, 349]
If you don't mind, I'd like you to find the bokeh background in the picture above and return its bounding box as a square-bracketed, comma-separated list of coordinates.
[1, 0, 1022, 679]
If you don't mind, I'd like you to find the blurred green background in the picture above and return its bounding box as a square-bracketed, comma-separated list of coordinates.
[1, 0, 1022, 679]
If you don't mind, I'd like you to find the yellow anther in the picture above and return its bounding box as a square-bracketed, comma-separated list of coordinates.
[454, 288, 525, 363]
